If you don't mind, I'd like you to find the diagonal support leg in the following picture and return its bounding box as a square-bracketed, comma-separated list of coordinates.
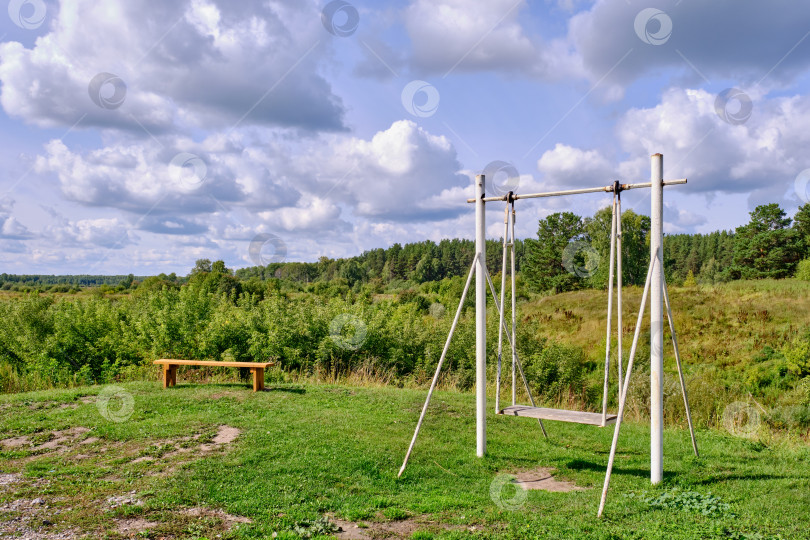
[662, 277, 698, 457]
[598, 255, 656, 517]
[398, 254, 479, 477]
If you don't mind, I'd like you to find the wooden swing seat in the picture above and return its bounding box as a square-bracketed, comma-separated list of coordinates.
[498, 405, 617, 427]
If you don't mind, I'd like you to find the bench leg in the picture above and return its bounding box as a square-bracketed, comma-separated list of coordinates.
[162, 365, 177, 388]
[252, 368, 264, 392]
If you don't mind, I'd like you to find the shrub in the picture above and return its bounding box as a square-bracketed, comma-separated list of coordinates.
[523, 343, 586, 404]
[796, 258, 810, 281]
[783, 331, 810, 378]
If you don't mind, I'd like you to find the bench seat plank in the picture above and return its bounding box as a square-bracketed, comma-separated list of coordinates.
[154, 359, 276, 391]
[155, 359, 275, 368]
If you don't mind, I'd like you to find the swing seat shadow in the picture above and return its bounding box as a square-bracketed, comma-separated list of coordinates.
[567, 459, 676, 481]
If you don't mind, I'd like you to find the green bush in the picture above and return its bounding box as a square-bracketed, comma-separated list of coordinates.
[783, 331, 810, 378]
[796, 258, 810, 281]
[523, 343, 586, 403]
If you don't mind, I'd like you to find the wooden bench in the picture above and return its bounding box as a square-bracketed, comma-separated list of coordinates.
[154, 359, 276, 392]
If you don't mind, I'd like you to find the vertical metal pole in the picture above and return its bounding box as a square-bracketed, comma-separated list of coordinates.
[496, 205, 509, 414]
[510, 200, 517, 407]
[650, 154, 664, 485]
[475, 174, 487, 457]
[617, 190, 623, 397]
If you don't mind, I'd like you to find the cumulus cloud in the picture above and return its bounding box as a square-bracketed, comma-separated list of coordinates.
[535, 87, 810, 213]
[536, 143, 615, 189]
[33, 134, 301, 215]
[0, 198, 32, 239]
[400, 0, 810, 94]
[403, 0, 581, 78]
[316, 120, 467, 221]
[615, 87, 810, 207]
[33, 119, 464, 222]
[45, 217, 135, 249]
[0, 0, 346, 133]
[568, 0, 810, 93]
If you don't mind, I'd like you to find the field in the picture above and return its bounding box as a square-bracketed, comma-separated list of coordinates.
[1, 380, 809, 539]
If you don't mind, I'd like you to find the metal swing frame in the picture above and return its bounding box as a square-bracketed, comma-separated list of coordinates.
[398, 154, 698, 517]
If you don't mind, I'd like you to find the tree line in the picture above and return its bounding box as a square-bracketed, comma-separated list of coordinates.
[2, 202, 809, 295]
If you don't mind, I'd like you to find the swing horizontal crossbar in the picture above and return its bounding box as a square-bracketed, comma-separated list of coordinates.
[499, 405, 617, 426]
[466, 178, 687, 203]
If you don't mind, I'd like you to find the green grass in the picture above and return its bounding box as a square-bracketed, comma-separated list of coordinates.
[2, 381, 808, 539]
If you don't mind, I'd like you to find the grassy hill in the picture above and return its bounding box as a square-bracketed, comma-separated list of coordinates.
[1, 381, 808, 539]
[514, 279, 810, 433]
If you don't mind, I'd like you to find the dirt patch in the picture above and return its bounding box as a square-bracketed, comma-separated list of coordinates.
[333, 518, 371, 540]
[330, 515, 463, 540]
[513, 467, 586, 492]
[199, 425, 240, 451]
[31, 427, 91, 453]
[212, 425, 240, 445]
[107, 491, 144, 509]
[1, 435, 30, 448]
[179, 507, 252, 529]
[115, 517, 159, 534]
[0, 494, 77, 540]
[0, 473, 23, 487]
[3, 427, 92, 454]
[27, 401, 57, 410]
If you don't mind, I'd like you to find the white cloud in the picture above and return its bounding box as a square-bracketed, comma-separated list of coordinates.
[568, 0, 810, 94]
[534, 87, 810, 216]
[536, 143, 614, 189]
[615, 87, 810, 208]
[403, 0, 580, 79]
[46, 217, 134, 249]
[0, 0, 345, 133]
[0, 198, 32, 239]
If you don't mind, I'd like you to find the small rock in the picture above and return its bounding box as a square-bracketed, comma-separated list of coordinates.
[31, 498, 45, 505]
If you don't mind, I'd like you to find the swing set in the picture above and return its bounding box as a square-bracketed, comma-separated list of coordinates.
[398, 154, 699, 516]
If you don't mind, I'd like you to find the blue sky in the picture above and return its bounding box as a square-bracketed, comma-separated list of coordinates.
[2, 0, 810, 275]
